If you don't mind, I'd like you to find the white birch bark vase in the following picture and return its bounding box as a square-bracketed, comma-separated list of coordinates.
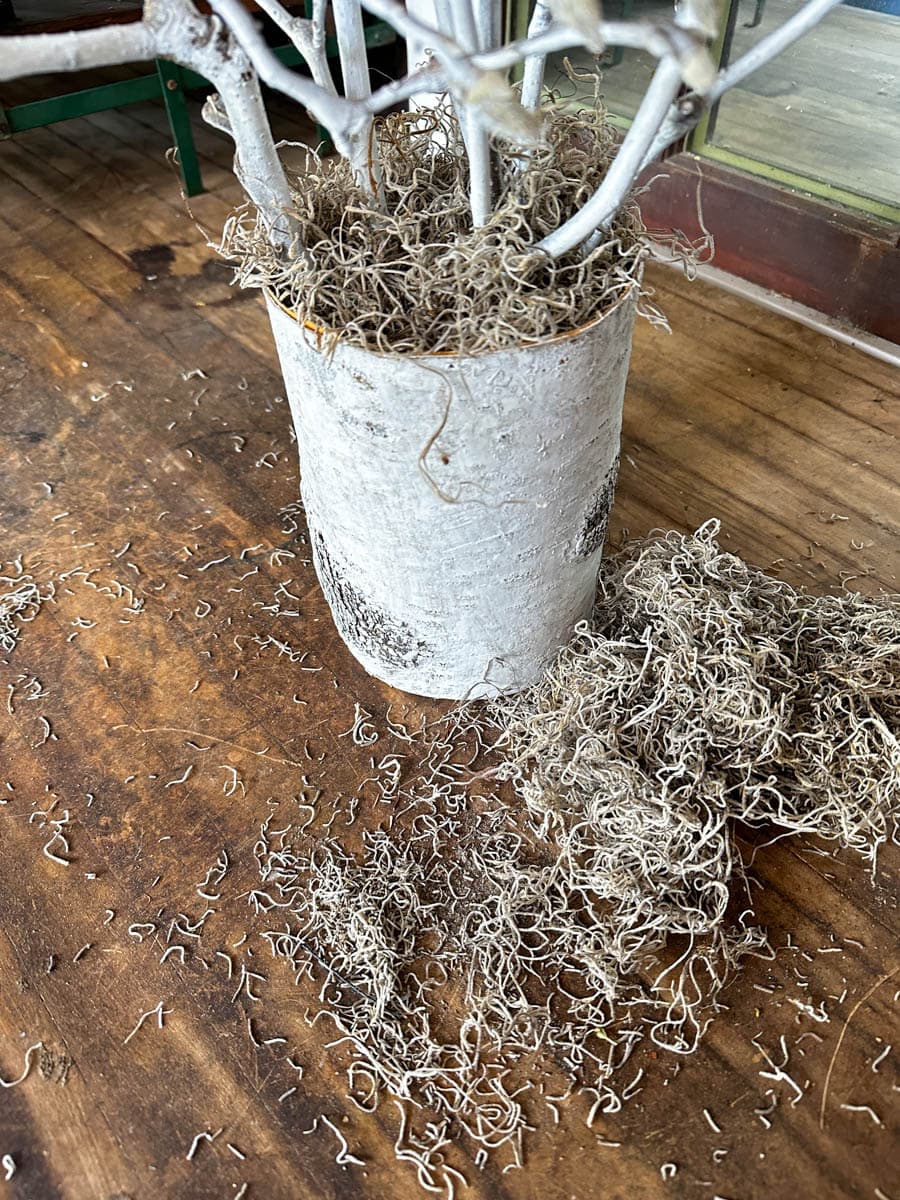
[266, 288, 637, 699]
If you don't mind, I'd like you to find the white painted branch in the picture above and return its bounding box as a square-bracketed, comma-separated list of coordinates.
[428, 0, 455, 46]
[548, 0, 605, 51]
[639, 0, 843, 170]
[213, 67, 298, 247]
[460, 109, 493, 226]
[520, 1, 553, 111]
[311, 0, 328, 50]
[361, 0, 474, 89]
[453, 0, 479, 52]
[453, 2, 493, 228]
[385, 0, 492, 222]
[202, 91, 231, 136]
[333, 0, 372, 100]
[207, 0, 384, 197]
[359, 8, 707, 126]
[404, 0, 451, 110]
[252, 0, 338, 94]
[473, 0, 502, 52]
[365, 15, 704, 86]
[149, 0, 296, 247]
[363, 0, 635, 114]
[362, 0, 550, 148]
[201, 85, 294, 246]
[472, 20, 674, 72]
[365, 60, 446, 112]
[362, 0, 444, 53]
[206, 0, 362, 153]
[537, 55, 683, 259]
[430, 0, 454, 37]
[0, 21, 156, 80]
[332, 0, 381, 197]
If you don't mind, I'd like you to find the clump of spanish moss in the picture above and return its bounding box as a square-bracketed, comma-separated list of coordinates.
[496, 520, 899, 863]
[256, 523, 898, 1182]
[220, 104, 659, 356]
[0, 562, 50, 654]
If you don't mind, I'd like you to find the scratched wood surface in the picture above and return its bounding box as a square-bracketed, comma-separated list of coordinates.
[0, 77, 898, 1200]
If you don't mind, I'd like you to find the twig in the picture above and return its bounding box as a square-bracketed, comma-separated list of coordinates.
[186, 1128, 223, 1161]
[123, 1001, 172, 1046]
[0, 1042, 43, 1088]
[819, 966, 899, 1129]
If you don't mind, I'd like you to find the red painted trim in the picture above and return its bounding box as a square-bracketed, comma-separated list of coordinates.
[637, 153, 900, 344]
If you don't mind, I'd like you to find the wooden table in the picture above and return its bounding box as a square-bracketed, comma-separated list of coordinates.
[0, 83, 897, 1200]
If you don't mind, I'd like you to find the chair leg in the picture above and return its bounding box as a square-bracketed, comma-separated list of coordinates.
[156, 58, 204, 196]
[704, 0, 741, 143]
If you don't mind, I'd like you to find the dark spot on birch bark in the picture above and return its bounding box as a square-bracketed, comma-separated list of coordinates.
[312, 532, 430, 669]
[571, 454, 620, 559]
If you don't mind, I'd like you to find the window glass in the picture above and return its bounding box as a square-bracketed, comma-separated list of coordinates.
[539, 0, 900, 212]
[543, 0, 663, 121]
[708, 0, 900, 209]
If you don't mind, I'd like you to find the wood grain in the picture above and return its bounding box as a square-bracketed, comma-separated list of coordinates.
[0, 84, 897, 1200]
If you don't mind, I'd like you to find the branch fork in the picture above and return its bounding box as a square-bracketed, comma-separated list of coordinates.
[0, 0, 841, 258]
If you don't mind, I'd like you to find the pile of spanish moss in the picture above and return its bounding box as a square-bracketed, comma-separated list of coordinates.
[256, 523, 898, 1179]
[220, 104, 657, 355]
[496, 520, 899, 860]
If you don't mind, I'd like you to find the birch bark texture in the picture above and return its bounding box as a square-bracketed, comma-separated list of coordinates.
[267, 291, 637, 698]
